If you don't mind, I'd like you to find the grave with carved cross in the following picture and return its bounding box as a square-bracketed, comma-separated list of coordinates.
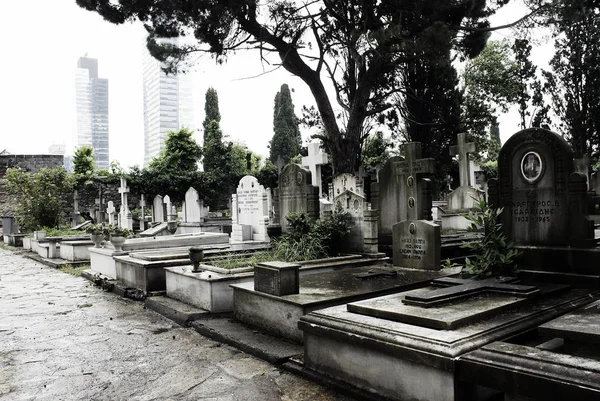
[391, 142, 440, 269]
[443, 133, 483, 231]
[302, 142, 329, 197]
[71, 190, 82, 227]
[106, 201, 116, 225]
[118, 177, 133, 230]
[450, 133, 477, 188]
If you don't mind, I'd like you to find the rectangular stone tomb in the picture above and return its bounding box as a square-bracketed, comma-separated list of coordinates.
[232, 265, 460, 343]
[59, 240, 94, 261]
[459, 299, 600, 401]
[299, 281, 594, 401]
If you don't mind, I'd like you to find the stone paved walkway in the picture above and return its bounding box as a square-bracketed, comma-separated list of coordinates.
[0, 249, 353, 401]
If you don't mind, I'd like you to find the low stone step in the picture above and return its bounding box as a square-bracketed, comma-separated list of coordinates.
[145, 296, 210, 327]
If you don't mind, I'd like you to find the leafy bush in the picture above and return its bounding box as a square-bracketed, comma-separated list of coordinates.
[85, 223, 105, 235]
[462, 196, 519, 278]
[272, 212, 354, 261]
[104, 224, 133, 238]
[5, 167, 75, 232]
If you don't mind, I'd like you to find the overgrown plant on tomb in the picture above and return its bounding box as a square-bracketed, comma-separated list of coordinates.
[272, 212, 354, 261]
[461, 197, 520, 278]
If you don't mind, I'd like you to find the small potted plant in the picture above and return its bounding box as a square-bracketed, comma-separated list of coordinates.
[86, 223, 105, 248]
[105, 224, 132, 252]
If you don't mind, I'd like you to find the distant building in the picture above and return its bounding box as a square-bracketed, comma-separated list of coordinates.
[142, 38, 195, 166]
[75, 56, 109, 169]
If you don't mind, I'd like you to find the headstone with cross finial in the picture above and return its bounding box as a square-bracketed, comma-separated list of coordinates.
[106, 201, 116, 225]
[118, 177, 133, 230]
[391, 142, 440, 269]
[302, 142, 329, 197]
[445, 133, 482, 213]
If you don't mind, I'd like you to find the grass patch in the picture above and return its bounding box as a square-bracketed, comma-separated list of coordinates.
[39, 226, 87, 237]
[59, 263, 90, 277]
[208, 251, 278, 269]
[0, 242, 17, 252]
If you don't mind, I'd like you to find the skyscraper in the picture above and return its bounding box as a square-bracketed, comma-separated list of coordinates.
[75, 56, 109, 169]
[142, 39, 195, 166]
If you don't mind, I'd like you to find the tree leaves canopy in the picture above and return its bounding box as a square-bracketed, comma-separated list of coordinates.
[269, 84, 301, 164]
[76, 0, 514, 174]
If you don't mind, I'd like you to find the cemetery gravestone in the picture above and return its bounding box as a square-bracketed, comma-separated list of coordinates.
[488, 128, 594, 247]
[277, 164, 320, 233]
[118, 177, 133, 230]
[72, 190, 82, 228]
[184, 187, 204, 223]
[153, 195, 164, 223]
[106, 201, 116, 225]
[391, 142, 440, 269]
[139, 194, 146, 231]
[163, 195, 173, 221]
[447, 133, 480, 211]
[332, 174, 378, 253]
[231, 176, 269, 242]
[302, 142, 329, 197]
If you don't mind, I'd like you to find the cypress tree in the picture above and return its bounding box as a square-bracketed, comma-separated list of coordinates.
[269, 84, 301, 164]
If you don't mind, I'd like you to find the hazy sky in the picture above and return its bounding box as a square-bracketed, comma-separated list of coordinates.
[1, 1, 551, 168]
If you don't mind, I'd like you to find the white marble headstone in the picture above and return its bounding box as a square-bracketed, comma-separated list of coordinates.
[153, 195, 164, 222]
[231, 175, 269, 241]
[184, 187, 203, 223]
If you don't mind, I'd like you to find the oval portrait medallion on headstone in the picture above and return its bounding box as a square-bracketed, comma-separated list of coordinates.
[353, 199, 360, 211]
[407, 176, 414, 188]
[409, 222, 416, 234]
[408, 197, 415, 208]
[521, 151, 543, 183]
[296, 172, 304, 184]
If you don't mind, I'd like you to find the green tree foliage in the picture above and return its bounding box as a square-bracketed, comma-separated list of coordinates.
[129, 127, 203, 202]
[77, 0, 514, 174]
[72, 145, 97, 186]
[203, 87, 221, 129]
[543, 1, 600, 160]
[149, 127, 202, 173]
[361, 132, 392, 174]
[202, 87, 221, 174]
[461, 39, 548, 160]
[269, 84, 301, 164]
[5, 167, 75, 231]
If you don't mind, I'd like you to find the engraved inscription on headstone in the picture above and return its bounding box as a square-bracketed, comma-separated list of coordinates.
[392, 219, 440, 270]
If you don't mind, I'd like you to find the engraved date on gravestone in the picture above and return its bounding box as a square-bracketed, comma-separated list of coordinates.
[511, 200, 559, 223]
[398, 238, 427, 261]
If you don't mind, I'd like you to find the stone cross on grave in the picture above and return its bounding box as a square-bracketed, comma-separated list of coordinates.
[394, 142, 435, 220]
[118, 177, 133, 230]
[276, 156, 285, 175]
[450, 133, 477, 187]
[402, 276, 539, 307]
[302, 142, 329, 197]
[139, 194, 146, 231]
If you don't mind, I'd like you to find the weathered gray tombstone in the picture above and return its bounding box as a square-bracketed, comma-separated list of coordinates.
[163, 195, 173, 221]
[302, 142, 329, 197]
[106, 201, 116, 225]
[488, 128, 594, 247]
[442, 133, 482, 231]
[276, 164, 320, 233]
[139, 194, 146, 231]
[153, 195, 164, 223]
[118, 177, 133, 230]
[372, 146, 434, 250]
[391, 142, 440, 269]
[231, 175, 269, 242]
[331, 174, 378, 253]
[71, 190, 82, 228]
[184, 187, 204, 223]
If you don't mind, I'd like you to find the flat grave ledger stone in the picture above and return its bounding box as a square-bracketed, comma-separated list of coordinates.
[392, 219, 440, 270]
[153, 195, 164, 223]
[277, 164, 320, 232]
[489, 128, 594, 247]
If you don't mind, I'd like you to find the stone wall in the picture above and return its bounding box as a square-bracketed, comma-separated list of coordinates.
[0, 154, 64, 178]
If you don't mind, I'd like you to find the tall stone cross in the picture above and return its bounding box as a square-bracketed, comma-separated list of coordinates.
[139, 194, 146, 231]
[394, 142, 435, 221]
[302, 142, 329, 197]
[118, 177, 133, 229]
[450, 133, 476, 187]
